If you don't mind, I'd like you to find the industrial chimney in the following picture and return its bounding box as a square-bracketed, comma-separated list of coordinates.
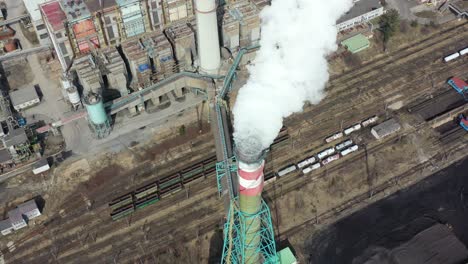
[235, 139, 266, 263]
[194, 0, 221, 74]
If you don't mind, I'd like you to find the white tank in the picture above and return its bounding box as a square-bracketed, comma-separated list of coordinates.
[195, 0, 221, 74]
[67, 87, 81, 104]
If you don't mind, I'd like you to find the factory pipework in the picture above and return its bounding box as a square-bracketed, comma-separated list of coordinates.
[236, 140, 266, 263]
[194, 0, 221, 74]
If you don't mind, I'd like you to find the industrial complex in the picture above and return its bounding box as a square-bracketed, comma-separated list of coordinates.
[0, 0, 466, 263]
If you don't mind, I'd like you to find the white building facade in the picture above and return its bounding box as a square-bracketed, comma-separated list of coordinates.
[336, 0, 384, 31]
[23, 0, 52, 46]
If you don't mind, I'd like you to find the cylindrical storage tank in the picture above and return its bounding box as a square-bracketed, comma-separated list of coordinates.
[67, 87, 80, 105]
[236, 140, 266, 264]
[195, 0, 221, 74]
[84, 93, 107, 125]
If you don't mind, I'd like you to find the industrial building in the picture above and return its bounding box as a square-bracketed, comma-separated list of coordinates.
[336, 0, 384, 31]
[371, 118, 401, 139]
[1, 199, 41, 235]
[341, 33, 371, 53]
[9, 87, 40, 111]
[23, 0, 52, 46]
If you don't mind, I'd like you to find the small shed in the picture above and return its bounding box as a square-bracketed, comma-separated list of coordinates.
[0, 219, 13, 235]
[7, 208, 27, 230]
[9, 87, 40, 111]
[371, 119, 401, 140]
[18, 199, 41, 220]
[341, 34, 370, 54]
[32, 159, 50, 175]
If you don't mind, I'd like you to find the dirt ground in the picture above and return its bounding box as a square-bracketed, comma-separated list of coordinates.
[0, 20, 467, 264]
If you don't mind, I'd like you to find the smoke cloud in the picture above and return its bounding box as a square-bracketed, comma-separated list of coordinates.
[233, 0, 354, 154]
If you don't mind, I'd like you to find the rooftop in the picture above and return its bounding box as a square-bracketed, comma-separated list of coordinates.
[337, 0, 383, 24]
[24, 0, 51, 22]
[61, 0, 91, 22]
[85, 0, 118, 13]
[7, 208, 25, 224]
[40, 1, 67, 31]
[18, 200, 40, 216]
[10, 87, 39, 107]
[341, 34, 370, 53]
[3, 127, 28, 147]
[0, 148, 12, 163]
[0, 219, 12, 231]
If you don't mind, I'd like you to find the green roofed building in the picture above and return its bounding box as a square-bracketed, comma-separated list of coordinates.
[341, 34, 370, 53]
[278, 247, 298, 264]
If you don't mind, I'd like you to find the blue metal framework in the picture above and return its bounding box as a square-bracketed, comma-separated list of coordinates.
[460, 114, 468, 131]
[221, 198, 278, 264]
[447, 78, 468, 101]
[216, 157, 237, 196]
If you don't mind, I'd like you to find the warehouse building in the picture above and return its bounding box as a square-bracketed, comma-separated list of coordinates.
[7, 208, 27, 230]
[371, 118, 401, 139]
[0, 219, 13, 235]
[336, 0, 384, 31]
[9, 87, 40, 111]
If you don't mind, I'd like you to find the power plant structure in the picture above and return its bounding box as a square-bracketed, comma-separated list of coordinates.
[36, 0, 291, 261]
[83, 92, 111, 139]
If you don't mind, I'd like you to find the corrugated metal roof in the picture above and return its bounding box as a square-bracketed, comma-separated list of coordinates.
[7, 208, 25, 225]
[278, 247, 297, 264]
[18, 200, 41, 219]
[3, 127, 28, 147]
[40, 1, 67, 31]
[341, 34, 370, 53]
[85, 0, 118, 13]
[0, 148, 12, 163]
[0, 218, 12, 231]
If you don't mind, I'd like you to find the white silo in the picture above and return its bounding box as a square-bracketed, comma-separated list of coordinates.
[67, 87, 81, 109]
[195, 0, 221, 74]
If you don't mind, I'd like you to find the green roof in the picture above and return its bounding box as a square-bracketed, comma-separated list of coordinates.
[278, 247, 297, 264]
[341, 34, 370, 53]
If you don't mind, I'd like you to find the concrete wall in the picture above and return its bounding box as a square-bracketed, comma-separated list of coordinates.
[337, 7, 384, 31]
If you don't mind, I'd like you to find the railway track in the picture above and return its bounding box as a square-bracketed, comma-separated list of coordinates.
[330, 21, 468, 86]
[5, 23, 468, 264]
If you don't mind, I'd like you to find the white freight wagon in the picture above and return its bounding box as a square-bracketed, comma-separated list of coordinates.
[297, 156, 317, 168]
[302, 163, 321, 174]
[444, 52, 460, 62]
[344, 123, 362, 135]
[335, 139, 353, 151]
[459, 47, 468, 56]
[340, 145, 359, 156]
[325, 132, 343, 143]
[277, 165, 297, 177]
[317, 147, 336, 160]
[361, 115, 379, 127]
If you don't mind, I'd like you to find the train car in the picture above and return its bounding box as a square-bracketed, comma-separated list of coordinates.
[325, 132, 343, 143]
[264, 172, 277, 185]
[321, 154, 340, 165]
[181, 164, 204, 183]
[460, 47, 468, 56]
[335, 139, 353, 151]
[340, 145, 359, 156]
[135, 192, 160, 210]
[108, 192, 133, 211]
[444, 52, 460, 62]
[158, 173, 182, 190]
[160, 182, 183, 198]
[361, 115, 379, 127]
[110, 203, 135, 221]
[447, 77, 468, 99]
[277, 165, 297, 177]
[134, 182, 158, 200]
[297, 156, 317, 168]
[344, 123, 362, 135]
[302, 163, 321, 174]
[317, 147, 336, 160]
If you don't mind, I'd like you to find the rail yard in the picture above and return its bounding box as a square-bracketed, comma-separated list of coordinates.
[0, 16, 466, 263]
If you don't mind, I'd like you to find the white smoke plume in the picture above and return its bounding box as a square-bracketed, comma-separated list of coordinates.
[233, 0, 354, 154]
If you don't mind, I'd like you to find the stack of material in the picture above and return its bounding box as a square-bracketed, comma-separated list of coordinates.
[121, 38, 152, 89]
[164, 20, 197, 70]
[100, 47, 128, 95]
[146, 31, 176, 82]
[74, 55, 104, 93]
[222, 1, 261, 51]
